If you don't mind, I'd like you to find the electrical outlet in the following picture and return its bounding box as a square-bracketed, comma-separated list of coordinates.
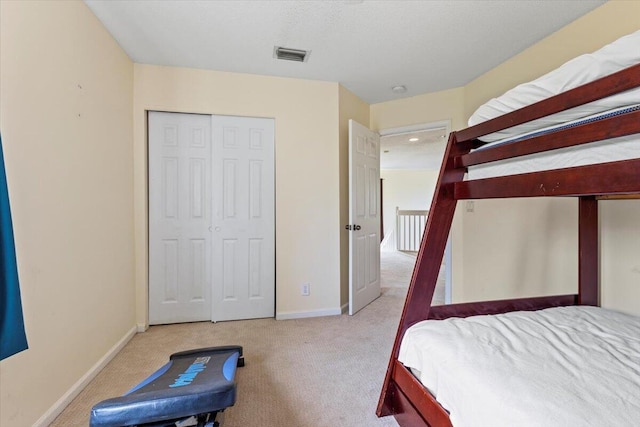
[301, 283, 310, 296]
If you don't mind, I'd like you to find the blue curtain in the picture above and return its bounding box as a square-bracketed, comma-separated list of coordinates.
[0, 133, 28, 361]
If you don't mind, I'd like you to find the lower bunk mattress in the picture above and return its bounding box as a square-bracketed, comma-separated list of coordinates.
[467, 133, 640, 180]
[398, 306, 640, 427]
[466, 104, 640, 181]
[467, 105, 640, 179]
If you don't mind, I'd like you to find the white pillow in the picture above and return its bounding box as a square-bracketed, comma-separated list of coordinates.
[469, 30, 640, 142]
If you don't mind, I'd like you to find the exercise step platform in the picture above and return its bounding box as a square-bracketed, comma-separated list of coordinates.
[90, 346, 244, 427]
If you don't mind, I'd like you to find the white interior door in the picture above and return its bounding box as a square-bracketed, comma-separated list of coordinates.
[348, 120, 381, 315]
[211, 116, 275, 322]
[149, 112, 212, 324]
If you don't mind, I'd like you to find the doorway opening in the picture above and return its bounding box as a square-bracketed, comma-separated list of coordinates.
[379, 120, 452, 305]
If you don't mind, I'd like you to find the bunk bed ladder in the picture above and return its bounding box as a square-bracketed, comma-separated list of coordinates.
[377, 131, 470, 419]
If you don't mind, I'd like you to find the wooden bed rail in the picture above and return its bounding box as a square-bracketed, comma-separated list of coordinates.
[456, 108, 640, 169]
[391, 360, 453, 427]
[455, 158, 640, 199]
[426, 294, 579, 320]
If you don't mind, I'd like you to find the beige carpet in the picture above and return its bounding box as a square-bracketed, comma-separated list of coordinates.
[381, 250, 445, 305]
[51, 251, 443, 426]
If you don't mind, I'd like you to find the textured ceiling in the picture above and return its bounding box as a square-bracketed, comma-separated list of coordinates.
[381, 128, 447, 170]
[84, 0, 605, 104]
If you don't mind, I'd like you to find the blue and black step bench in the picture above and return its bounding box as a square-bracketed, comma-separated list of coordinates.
[90, 346, 244, 427]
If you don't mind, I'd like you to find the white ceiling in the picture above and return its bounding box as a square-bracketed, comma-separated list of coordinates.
[381, 128, 447, 170]
[84, 0, 605, 104]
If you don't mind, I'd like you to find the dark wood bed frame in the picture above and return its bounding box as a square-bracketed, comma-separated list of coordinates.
[376, 63, 640, 427]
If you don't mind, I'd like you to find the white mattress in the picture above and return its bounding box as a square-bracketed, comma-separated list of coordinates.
[465, 31, 640, 178]
[398, 306, 640, 427]
[467, 133, 640, 181]
[466, 105, 640, 180]
[469, 30, 640, 142]
[463, 30, 640, 179]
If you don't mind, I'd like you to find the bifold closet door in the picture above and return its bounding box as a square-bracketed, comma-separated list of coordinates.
[211, 116, 275, 322]
[149, 112, 275, 324]
[148, 112, 213, 325]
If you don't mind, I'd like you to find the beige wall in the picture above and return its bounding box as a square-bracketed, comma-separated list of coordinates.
[338, 86, 370, 306]
[370, 87, 466, 132]
[460, 198, 578, 301]
[0, 2, 135, 426]
[600, 201, 640, 315]
[460, 1, 640, 312]
[134, 65, 342, 322]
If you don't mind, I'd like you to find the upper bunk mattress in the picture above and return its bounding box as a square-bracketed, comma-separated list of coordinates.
[464, 30, 640, 180]
[398, 305, 640, 427]
[467, 105, 640, 180]
[468, 30, 640, 143]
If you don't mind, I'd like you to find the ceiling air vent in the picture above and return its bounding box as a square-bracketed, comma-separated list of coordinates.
[274, 46, 310, 62]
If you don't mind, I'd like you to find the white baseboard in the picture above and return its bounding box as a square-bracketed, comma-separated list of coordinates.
[137, 323, 148, 333]
[276, 307, 342, 320]
[33, 325, 137, 427]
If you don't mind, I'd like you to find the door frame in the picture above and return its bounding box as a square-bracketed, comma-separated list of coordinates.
[379, 120, 453, 304]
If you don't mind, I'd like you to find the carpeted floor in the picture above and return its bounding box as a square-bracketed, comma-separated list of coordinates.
[50, 251, 442, 426]
[380, 250, 445, 305]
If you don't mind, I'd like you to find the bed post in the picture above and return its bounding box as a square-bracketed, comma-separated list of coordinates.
[578, 196, 598, 306]
[377, 131, 471, 418]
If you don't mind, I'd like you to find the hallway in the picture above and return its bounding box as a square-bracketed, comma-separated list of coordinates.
[380, 250, 445, 305]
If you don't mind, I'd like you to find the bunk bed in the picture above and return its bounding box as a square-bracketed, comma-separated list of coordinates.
[376, 30, 640, 427]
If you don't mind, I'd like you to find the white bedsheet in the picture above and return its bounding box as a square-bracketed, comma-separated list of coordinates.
[398, 306, 640, 427]
[466, 105, 640, 180]
[467, 133, 640, 180]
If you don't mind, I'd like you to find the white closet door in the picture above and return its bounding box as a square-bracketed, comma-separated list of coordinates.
[148, 112, 212, 324]
[211, 116, 275, 322]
